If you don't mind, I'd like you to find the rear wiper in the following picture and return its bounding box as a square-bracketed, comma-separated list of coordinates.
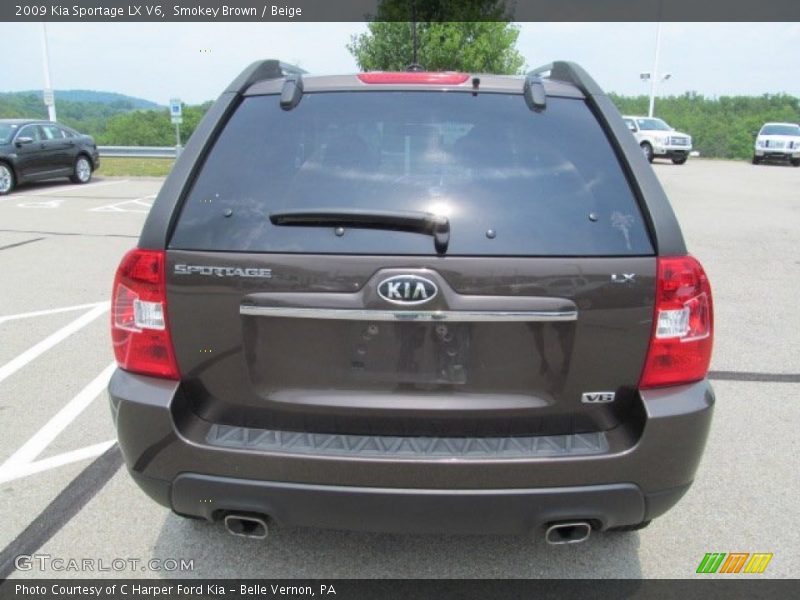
[269, 208, 450, 254]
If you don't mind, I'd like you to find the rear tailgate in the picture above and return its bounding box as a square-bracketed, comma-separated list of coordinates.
[167, 253, 653, 436]
[166, 88, 656, 437]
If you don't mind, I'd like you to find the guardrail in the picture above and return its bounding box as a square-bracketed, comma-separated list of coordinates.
[98, 146, 179, 158]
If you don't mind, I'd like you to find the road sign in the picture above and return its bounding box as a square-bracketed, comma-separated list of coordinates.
[170, 98, 184, 147]
[43, 89, 55, 107]
[169, 98, 183, 125]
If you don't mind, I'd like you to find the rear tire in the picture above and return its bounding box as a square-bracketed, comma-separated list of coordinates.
[70, 155, 93, 184]
[641, 143, 654, 163]
[752, 155, 761, 165]
[671, 155, 688, 165]
[610, 520, 652, 532]
[791, 158, 800, 167]
[0, 162, 15, 195]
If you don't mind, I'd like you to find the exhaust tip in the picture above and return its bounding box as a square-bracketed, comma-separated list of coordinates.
[545, 521, 592, 545]
[224, 514, 269, 539]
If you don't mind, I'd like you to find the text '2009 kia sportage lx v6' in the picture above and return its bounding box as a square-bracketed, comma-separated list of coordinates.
[108, 61, 714, 544]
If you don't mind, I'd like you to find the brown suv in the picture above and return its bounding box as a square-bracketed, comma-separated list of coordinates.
[108, 60, 714, 544]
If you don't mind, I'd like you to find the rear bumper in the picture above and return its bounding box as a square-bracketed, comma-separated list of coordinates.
[109, 371, 714, 533]
[169, 476, 688, 535]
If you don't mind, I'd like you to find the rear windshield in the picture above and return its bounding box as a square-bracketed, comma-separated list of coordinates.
[170, 92, 653, 256]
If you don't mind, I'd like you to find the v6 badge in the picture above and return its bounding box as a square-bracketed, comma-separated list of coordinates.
[581, 391, 616, 404]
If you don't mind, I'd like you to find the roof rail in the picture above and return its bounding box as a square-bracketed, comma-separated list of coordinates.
[528, 61, 605, 98]
[225, 60, 307, 95]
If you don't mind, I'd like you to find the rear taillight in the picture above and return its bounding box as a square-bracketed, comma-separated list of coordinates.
[639, 256, 713, 389]
[111, 249, 179, 380]
[357, 72, 470, 85]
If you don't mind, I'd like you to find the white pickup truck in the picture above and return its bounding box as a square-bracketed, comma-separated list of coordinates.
[622, 116, 692, 165]
[753, 122, 800, 166]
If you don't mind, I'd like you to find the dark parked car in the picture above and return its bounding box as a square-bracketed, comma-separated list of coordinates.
[0, 119, 100, 195]
[109, 61, 714, 543]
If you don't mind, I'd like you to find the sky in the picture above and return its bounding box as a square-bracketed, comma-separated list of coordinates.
[1, 22, 798, 105]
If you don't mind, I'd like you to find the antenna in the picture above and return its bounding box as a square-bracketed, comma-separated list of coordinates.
[407, 1, 423, 71]
[412, 1, 417, 65]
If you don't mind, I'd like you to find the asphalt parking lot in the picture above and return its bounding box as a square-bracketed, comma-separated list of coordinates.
[0, 160, 798, 579]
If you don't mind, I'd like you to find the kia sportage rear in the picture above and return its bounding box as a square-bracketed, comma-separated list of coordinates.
[108, 61, 714, 541]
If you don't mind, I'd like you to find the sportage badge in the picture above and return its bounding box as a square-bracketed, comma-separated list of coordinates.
[174, 264, 272, 278]
[377, 275, 438, 305]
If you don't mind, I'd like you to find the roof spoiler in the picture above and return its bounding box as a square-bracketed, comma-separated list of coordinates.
[225, 60, 307, 95]
[523, 74, 546, 112]
[527, 61, 606, 98]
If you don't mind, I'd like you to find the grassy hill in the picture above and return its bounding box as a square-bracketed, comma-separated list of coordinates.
[3, 89, 161, 110]
[0, 90, 163, 143]
[53, 90, 161, 109]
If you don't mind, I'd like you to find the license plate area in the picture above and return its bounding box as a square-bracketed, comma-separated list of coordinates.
[243, 315, 575, 397]
[348, 320, 471, 387]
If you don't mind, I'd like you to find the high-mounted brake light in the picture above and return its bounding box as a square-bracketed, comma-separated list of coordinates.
[639, 256, 713, 389]
[357, 72, 470, 85]
[111, 249, 180, 380]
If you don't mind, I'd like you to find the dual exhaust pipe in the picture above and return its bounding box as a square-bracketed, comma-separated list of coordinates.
[223, 513, 592, 544]
[544, 521, 592, 545]
[224, 513, 269, 539]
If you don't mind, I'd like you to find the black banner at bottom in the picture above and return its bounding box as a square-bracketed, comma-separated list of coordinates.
[1, 579, 799, 600]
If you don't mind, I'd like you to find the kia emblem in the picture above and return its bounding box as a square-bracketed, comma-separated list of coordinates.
[377, 275, 438, 305]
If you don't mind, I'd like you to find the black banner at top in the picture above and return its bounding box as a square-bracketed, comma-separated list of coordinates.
[2, 0, 800, 22]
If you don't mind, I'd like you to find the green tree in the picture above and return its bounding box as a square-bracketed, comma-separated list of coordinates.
[348, 21, 525, 74]
[365, 0, 511, 22]
[608, 92, 800, 160]
[97, 103, 211, 146]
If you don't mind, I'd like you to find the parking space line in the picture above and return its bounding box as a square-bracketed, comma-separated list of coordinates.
[0, 228, 138, 239]
[0, 445, 122, 580]
[0, 237, 45, 251]
[0, 440, 115, 486]
[709, 370, 800, 383]
[0, 301, 107, 325]
[0, 363, 116, 475]
[9, 179, 131, 198]
[89, 195, 156, 213]
[17, 198, 69, 209]
[0, 303, 109, 386]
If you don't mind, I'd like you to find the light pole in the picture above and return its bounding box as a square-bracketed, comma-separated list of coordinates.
[640, 71, 672, 118]
[647, 21, 662, 117]
[40, 23, 57, 122]
[639, 71, 672, 118]
[642, 22, 673, 118]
